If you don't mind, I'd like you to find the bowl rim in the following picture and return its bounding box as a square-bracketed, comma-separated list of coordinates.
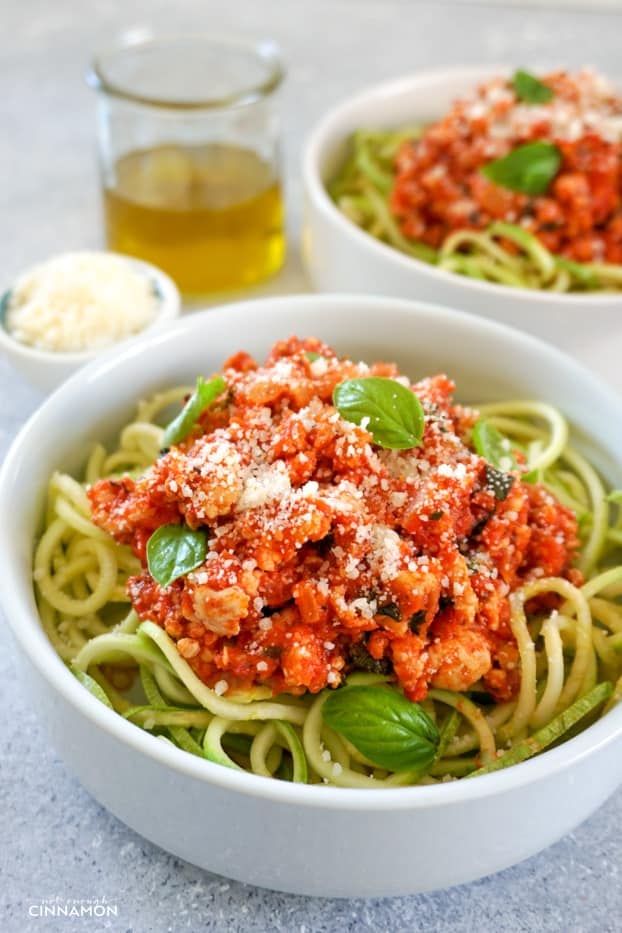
[2, 292, 622, 811]
[0, 251, 181, 365]
[302, 64, 622, 307]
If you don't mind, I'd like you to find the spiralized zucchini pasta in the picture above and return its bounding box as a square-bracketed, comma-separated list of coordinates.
[35, 337, 622, 786]
[329, 69, 622, 292]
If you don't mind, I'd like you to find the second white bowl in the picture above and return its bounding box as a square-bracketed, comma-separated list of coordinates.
[302, 66, 622, 349]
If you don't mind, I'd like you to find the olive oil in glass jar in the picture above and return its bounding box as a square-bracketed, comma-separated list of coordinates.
[104, 143, 284, 294]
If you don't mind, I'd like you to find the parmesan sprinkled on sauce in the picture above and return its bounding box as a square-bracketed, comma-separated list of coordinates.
[6, 252, 160, 352]
[236, 461, 292, 511]
[462, 69, 622, 143]
[90, 340, 580, 708]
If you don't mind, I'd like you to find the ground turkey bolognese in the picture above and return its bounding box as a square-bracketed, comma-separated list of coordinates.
[88, 337, 580, 704]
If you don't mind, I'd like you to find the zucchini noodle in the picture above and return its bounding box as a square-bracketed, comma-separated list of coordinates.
[329, 129, 622, 293]
[34, 391, 622, 786]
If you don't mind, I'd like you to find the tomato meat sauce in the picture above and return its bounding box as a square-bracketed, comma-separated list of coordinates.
[88, 338, 579, 703]
[391, 70, 622, 263]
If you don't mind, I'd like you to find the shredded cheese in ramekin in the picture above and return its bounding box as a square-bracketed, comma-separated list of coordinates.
[5, 252, 160, 352]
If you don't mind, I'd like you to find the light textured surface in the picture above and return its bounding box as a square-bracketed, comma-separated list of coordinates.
[2, 1, 622, 930]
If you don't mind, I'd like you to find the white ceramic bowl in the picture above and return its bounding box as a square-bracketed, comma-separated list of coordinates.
[1, 294, 621, 898]
[0, 253, 181, 392]
[302, 67, 622, 350]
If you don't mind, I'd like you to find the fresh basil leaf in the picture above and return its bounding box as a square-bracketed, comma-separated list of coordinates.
[522, 469, 539, 484]
[348, 642, 392, 675]
[322, 685, 439, 772]
[409, 609, 427, 632]
[147, 523, 207, 587]
[305, 351, 323, 362]
[481, 141, 561, 196]
[162, 375, 226, 448]
[484, 464, 515, 502]
[470, 510, 494, 537]
[512, 70, 554, 104]
[377, 602, 401, 620]
[473, 420, 517, 470]
[333, 377, 424, 449]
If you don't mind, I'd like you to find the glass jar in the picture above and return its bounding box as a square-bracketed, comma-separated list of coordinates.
[88, 32, 285, 296]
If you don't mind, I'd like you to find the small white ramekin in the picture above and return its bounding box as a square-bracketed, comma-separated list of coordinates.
[0, 252, 181, 392]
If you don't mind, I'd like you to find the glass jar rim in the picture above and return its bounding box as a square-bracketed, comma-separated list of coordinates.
[87, 30, 284, 110]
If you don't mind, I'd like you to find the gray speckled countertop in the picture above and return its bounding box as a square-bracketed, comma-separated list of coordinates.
[2, 1, 622, 930]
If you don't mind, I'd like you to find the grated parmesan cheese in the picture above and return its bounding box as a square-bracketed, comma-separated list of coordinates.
[369, 524, 403, 582]
[6, 252, 160, 352]
[465, 69, 622, 144]
[236, 460, 291, 512]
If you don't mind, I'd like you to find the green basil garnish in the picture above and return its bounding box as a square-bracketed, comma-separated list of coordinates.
[409, 609, 427, 632]
[147, 523, 207, 587]
[484, 465, 515, 502]
[348, 642, 392, 675]
[512, 69, 554, 104]
[162, 375, 226, 448]
[305, 351, 323, 362]
[472, 420, 517, 470]
[377, 602, 401, 621]
[322, 685, 440, 772]
[333, 377, 424, 450]
[481, 141, 561, 196]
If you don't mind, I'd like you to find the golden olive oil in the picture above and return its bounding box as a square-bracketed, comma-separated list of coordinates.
[103, 143, 285, 295]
